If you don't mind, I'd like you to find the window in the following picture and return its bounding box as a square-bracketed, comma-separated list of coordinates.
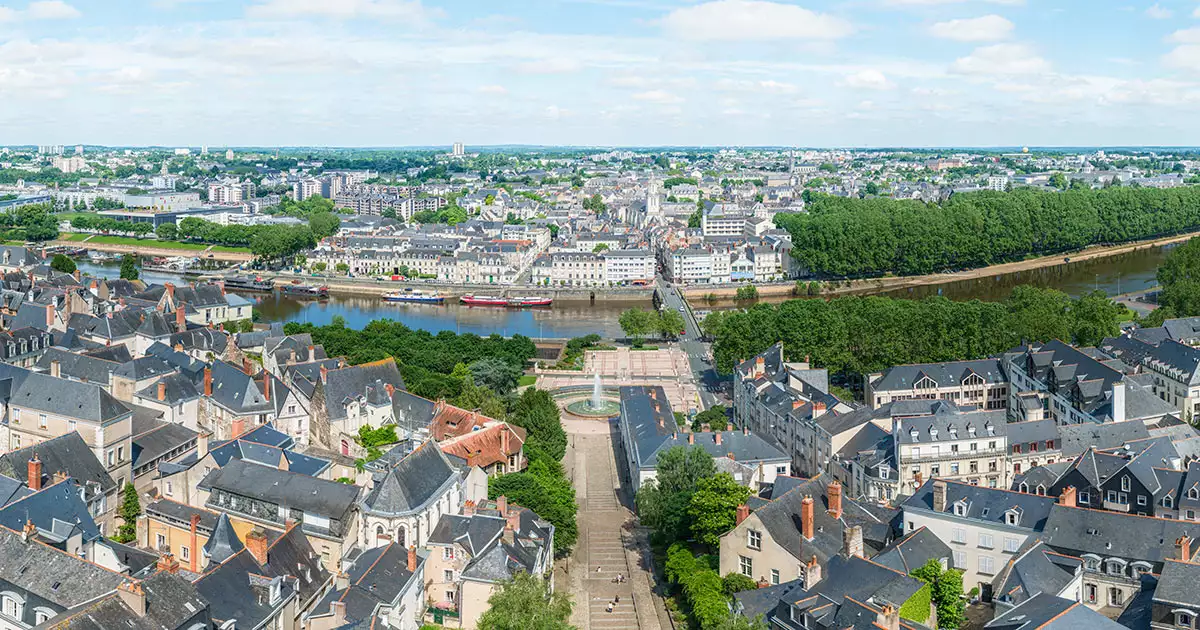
[442, 547, 454, 560]
[156, 533, 166, 549]
[931, 465, 940, 476]
[1165, 496, 1175, 508]
[1121, 476, 1131, 492]
[165, 481, 173, 496]
[1079, 491, 1090, 505]
[288, 405, 296, 414]
[776, 466, 787, 475]
[38, 414, 47, 429]
[952, 527, 966, 543]
[181, 546, 190, 560]
[1012, 444, 1022, 454]
[117, 446, 124, 462]
[953, 551, 966, 568]
[1005, 511, 1019, 526]
[107, 450, 116, 467]
[978, 556, 995, 575]
[1013, 463, 1021, 475]
[950, 463, 959, 475]
[34, 610, 49, 624]
[1190, 487, 1199, 500]
[747, 530, 762, 551]
[1188, 510, 1195, 520]
[739, 555, 753, 577]
[970, 461, 978, 473]
[1106, 560, 1125, 576]
[1046, 440, 1054, 450]
[11, 409, 17, 422]
[1138, 495, 1147, 506]
[1086, 584, 1097, 603]
[1108, 490, 1118, 503]
[444, 569, 454, 582]
[1177, 612, 1193, 628]
[1004, 537, 1020, 552]
[978, 533, 994, 549]
[771, 569, 780, 585]
[2, 595, 22, 619]
[1085, 557, 1100, 571]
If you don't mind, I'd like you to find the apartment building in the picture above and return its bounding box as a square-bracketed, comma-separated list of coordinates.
[1006, 340, 1133, 424]
[894, 401, 1008, 491]
[1142, 340, 1200, 419]
[603, 249, 655, 284]
[865, 359, 1008, 410]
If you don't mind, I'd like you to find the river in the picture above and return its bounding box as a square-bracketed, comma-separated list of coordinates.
[74, 261, 629, 339]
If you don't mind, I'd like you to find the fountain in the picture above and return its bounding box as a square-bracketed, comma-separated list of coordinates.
[565, 372, 621, 417]
[591, 372, 604, 411]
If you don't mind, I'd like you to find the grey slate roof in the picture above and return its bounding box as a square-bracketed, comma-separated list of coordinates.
[990, 541, 1080, 607]
[43, 570, 212, 630]
[748, 475, 892, 567]
[362, 441, 458, 516]
[311, 543, 422, 624]
[201, 459, 359, 520]
[202, 512, 245, 565]
[323, 359, 406, 421]
[986, 593, 1126, 630]
[1042, 503, 1200, 564]
[0, 479, 101, 544]
[0, 431, 116, 497]
[0, 525, 127, 610]
[869, 526, 951, 575]
[10, 371, 130, 423]
[871, 358, 1007, 391]
[35, 347, 118, 386]
[903, 480, 1057, 532]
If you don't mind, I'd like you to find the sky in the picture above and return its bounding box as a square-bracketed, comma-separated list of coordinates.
[2, 0, 1200, 148]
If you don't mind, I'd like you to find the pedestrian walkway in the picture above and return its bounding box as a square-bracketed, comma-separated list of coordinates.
[565, 418, 662, 630]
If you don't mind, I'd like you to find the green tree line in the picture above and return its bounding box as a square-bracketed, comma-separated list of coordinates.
[705, 285, 1122, 378]
[777, 187, 1200, 277]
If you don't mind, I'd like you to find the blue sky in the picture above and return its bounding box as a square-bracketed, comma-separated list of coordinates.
[2, 0, 1199, 147]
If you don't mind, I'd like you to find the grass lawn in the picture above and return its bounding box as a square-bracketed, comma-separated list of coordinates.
[61, 233, 92, 242]
[53, 212, 95, 222]
[69, 235, 250, 253]
[517, 375, 537, 387]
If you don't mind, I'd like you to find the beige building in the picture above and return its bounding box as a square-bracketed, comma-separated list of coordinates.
[893, 402, 1009, 493]
[865, 359, 1008, 410]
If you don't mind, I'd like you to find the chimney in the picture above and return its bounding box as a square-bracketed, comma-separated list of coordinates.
[1058, 486, 1077, 508]
[715, 432, 723, 446]
[242, 357, 252, 375]
[46, 303, 54, 328]
[165, 282, 175, 299]
[320, 365, 329, 384]
[245, 527, 269, 565]
[197, 432, 210, 459]
[843, 525, 864, 558]
[262, 374, 270, 401]
[754, 355, 764, 377]
[21, 519, 36, 541]
[933, 480, 947, 513]
[736, 504, 750, 526]
[802, 555, 822, 589]
[204, 367, 213, 396]
[828, 480, 843, 519]
[50, 359, 60, 378]
[497, 495, 508, 518]
[407, 546, 417, 572]
[688, 433, 694, 444]
[308, 344, 315, 356]
[157, 552, 180, 574]
[501, 426, 510, 456]
[792, 399, 804, 410]
[1179, 536, 1194, 563]
[812, 401, 826, 417]
[463, 500, 476, 516]
[73, 269, 80, 282]
[157, 380, 167, 401]
[743, 425, 749, 436]
[116, 582, 147, 617]
[506, 508, 521, 533]
[189, 514, 201, 572]
[174, 343, 184, 352]
[801, 495, 815, 540]
[876, 604, 900, 630]
[175, 307, 186, 332]
[27, 455, 42, 491]
[502, 521, 515, 546]
[330, 601, 347, 627]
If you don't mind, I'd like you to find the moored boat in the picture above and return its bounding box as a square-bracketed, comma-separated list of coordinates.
[383, 290, 444, 304]
[506, 296, 553, 307]
[281, 283, 329, 298]
[460, 294, 509, 306]
[222, 275, 275, 292]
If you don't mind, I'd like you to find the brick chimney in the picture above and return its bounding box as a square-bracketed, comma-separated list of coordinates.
[189, 514, 201, 572]
[407, 546, 417, 572]
[320, 365, 329, 384]
[165, 282, 175, 299]
[802, 555, 821, 589]
[175, 307, 186, 332]
[801, 495, 815, 540]
[876, 604, 900, 630]
[117, 582, 147, 617]
[463, 500, 476, 516]
[45, 303, 54, 328]
[843, 525, 863, 558]
[812, 401, 826, 417]
[245, 527, 269, 566]
[384, 383, 395, 397]
[242, 357, 252, 375]
[497, 495, 508, 518]
[157, 552, 180, 574]
[933, 479, 947, 513]
[1058, 486, 1077, 508]
[204, 367, 213, 397]
[1179, 536, 1193, 562]
[715, 432, 723, 446]
[50, 359, 60, 378]
[157, 380, 167, 401]
[502, 521, 515, 546]
[828, 481, 843, 519]
[330, 601, 347, 626]
[27, 454, 42, 491]
[261, 374, 270, 401]
[754, 355, 764, 378]
[736, 504, 750, 526]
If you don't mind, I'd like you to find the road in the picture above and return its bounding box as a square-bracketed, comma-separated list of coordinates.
[656, 278, 727, 411]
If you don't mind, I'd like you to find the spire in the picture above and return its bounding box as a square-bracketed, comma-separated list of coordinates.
[202, 512, 245, 566]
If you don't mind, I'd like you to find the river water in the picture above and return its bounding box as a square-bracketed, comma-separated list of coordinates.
[75, 261, 629, 339]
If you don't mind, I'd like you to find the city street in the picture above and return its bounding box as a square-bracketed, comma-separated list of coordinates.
[656, 278, 728, 411]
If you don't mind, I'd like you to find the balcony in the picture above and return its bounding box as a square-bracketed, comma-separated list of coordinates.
[904, 447, 1005, 464]
[1102, 500, 1131, 513]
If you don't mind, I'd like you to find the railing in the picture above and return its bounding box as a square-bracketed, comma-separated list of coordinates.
[904, 447, 1006, 463]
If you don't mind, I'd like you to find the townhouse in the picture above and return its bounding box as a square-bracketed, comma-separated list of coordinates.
[865, 359, 1009, 410]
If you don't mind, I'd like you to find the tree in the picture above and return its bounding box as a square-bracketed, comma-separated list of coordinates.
[12, 204, 59, 241]
[636, 446, 716, 543]
[156, 222, 178, 241]
[468, 356, 523, 394]
[131, 222, 153, 239]
[721, 573, 758, 596]
[619, 308, 656, 344]
[335, 262, 350, 274]
[1070, 290, 1121, 346]
[688, 473, 751, 547]
[735, 285, 758, 300]
[50, 254, 76, 274]
[659, 309, 685, 338]
[693, 405, 728, 431]
[1158, 238, 1200, 317]
[308, 212, 341, 240]
[509, 388, 567, 466]
[119, 254, 140, 281]
[489, 459, 578, 553]
[592, 243, 610, 253]
[477, 571, 574, 630]
[115, 483, 141, 543]
[911, 559, 965, 629]
[1049, 172, 1068, 189]
[688, 207, 703, 228]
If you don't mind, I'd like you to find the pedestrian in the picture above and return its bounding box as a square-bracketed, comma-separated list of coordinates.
[606, 602, 613, 613]
[615, 595, 621, 603]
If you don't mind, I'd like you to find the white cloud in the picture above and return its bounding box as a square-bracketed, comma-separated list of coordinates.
[0, 7, 18, 21]
[26, 1, 81, 19]
[632, 89, 684, 104]
[713, 78, 798, 93]
[1164, 44, 1200, 70]
[1195, 5, 1200, 18]
[884, 0, 1023, 6]
[950, 43, 1050, 75]
[661, 0, 852, 41]
[513, 58, 582, 74]
[1146, 4, 1173, 19]
[247, 0, 441, 21]
[1168, 28, 1200, 44]
[929, 15, 1013, 42]
[839, 69, 895, 90]
[478, 84, 507, 94]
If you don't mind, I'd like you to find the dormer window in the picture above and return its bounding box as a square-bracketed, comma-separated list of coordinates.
[1165, 496, 1175, 509]
[910, 429, 919, 442]
[1121, 476, 1131, 492]
[1190, 487, 1199, 500]
[949, 428, 957, 438]
[1176, 611, 1194, 628]
[986, 424, 994, 436]
[930, 428, 938, 440]
[954, 501, 968, 516]
[1005, 510, 1020, 526]
[968, 426, 976, 437]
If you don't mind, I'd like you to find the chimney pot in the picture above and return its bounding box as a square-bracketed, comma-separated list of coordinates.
[50, 359, 60, 378]
[736, 504, 750, 526]
[407, 546, 417, 572]
[715, 432, 723, 446]
[157, 380, 167, 401]
[1179, 536, 1194, 563]
[204, 367, 213, 397]
[497, 495, 508, 518]
[828, 480, 843, 519]
[157, 552, 180, 574]
[463, 500, 476, 516]
[27, 455, 43, 491]
[932, 479, 947, 513]
[189, 514, 201, 572]
[245, 527, 269, 566]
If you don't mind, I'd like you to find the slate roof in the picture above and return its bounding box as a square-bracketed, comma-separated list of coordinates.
[895, 401, 1005, 444]
[871, 359, 1007, 391]
[40, 571, 211, 630]
[362, 441, 458, 516]
[201, 459, 360, 520]
[1058, 421, 1150, 458]
[903, 480, 1057, 532]
[0, 431, 117, 497]
[132, 419, 198, 470]
[1041, 503, 1200, 564]
[990, 541, 1080, 607]
[1145, 340, 1200, 386]
[113, 355, 176, 380]
[0, 524, 127, 610]
[10, 370, 130, 423]
[35, 347, 118, 386]
[323, 358, 406, 421]
[205, 438, 330, 478]
[985, 593, 1126, 630]
[202, 512, 244, 566]
[310, 543, 423, 624]
[0, 479, 101, 544]
[869, 526, 951, 575]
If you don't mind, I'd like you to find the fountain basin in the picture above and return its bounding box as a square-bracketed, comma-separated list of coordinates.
[566, 399, 621, 417]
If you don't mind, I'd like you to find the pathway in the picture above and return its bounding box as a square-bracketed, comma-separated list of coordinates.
[565, 418, 663, 630]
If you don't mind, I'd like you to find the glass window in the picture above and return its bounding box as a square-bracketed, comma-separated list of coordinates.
[748, 530, 762, 550]
[739, 555, 752, 577]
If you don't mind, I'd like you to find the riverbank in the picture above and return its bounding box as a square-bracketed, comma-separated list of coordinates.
[685, 229, 1200, 305]
[53, 238, 254, 262]
[257, 273, 655, 304]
